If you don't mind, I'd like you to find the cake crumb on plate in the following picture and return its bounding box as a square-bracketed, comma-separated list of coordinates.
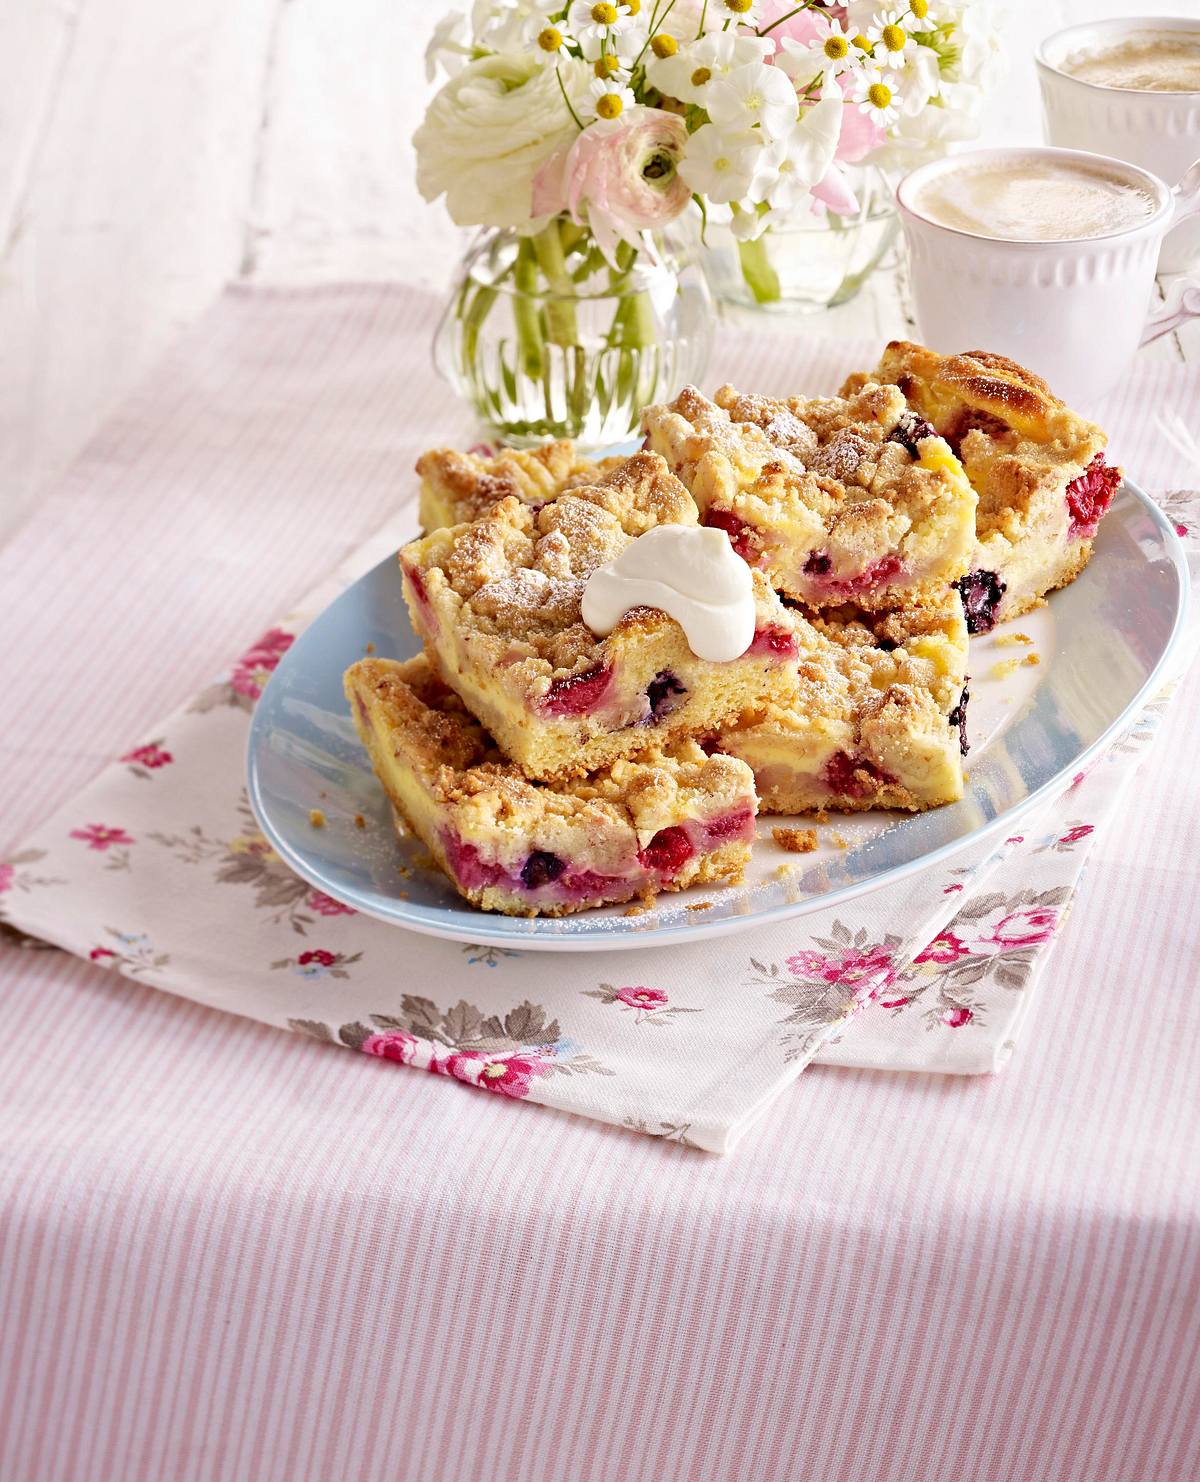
[772, 826, 818, 853]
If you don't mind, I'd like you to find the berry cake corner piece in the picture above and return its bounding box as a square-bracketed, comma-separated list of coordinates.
[719, 593, 970, 814]
[639, 381, 976, 611]
[344, 656, 758, 917]
[399, 451, 803, 782]
[842, 341, 1120, 633]
[417, 441, 626, 533]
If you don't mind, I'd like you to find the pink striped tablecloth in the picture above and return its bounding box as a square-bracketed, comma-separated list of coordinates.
[2, 285, 1198, 1482]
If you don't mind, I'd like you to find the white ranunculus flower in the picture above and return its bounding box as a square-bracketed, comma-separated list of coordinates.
[414, 53, 591, 230]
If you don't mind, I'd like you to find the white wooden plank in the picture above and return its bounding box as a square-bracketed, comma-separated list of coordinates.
[248, 0, 460, 287]
[0, 0, 86, 248]
[0, 0, 282, 535]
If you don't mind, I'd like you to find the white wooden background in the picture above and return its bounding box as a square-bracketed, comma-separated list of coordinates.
[2, 0, 1197, 535]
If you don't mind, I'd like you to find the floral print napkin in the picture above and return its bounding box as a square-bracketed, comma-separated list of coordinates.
[2, 496, 1197, 1153]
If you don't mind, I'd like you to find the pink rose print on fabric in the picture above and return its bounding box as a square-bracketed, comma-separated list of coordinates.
[913, 931, 970, 967]
[307, 889, 356, 917]
[879, 995, 913, 1012]
[289, 995, 612, 1098]
[785, 946, 897, 992]
[441, 1050, 549, 1100]
[1060, 824, 1094, 845]
[982, 908, 1059, 950]
[230, 628, 294, 702]
[616, 986, 668, 1010]
[1175, 522, 1189, 537]
[361, 1031, 419, 1064]
[941, 1006, 974, 1028]
[70, 824, 134, 851]
[584, 982, 700, 1025]
[122, 742, 173, 770]
[0, 863, 13, 894]
[89, 947, 117, 962]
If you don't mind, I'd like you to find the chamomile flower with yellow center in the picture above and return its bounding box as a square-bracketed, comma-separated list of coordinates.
[588, 75, 637, 121]
[722, 0, 762, 23]
[525, 15, 571, 54]
[777, 28, 855, 86]
[909, 0, 934, 21]
[869, 9, 913, 60]
[853, 66, 902, 125]
[568, 0, 635, 47]
[593, 52, 629, 81]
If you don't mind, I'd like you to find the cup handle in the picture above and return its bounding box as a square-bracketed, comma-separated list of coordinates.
[1141, 276, 1200, 347]
[1171, 159, 1200, 228]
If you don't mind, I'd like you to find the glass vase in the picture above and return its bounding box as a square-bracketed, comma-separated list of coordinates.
[702, 168, 899, 314]
[433, 220, 713, 448]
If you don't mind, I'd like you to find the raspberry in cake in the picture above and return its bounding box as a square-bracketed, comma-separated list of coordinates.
[399, 452, 802, 782]
[718, 592, 969, 814]
[417, 442, 625, 532]
[842, 341, 1120, 631]
[344, 655, 758, 917]
[639, 382, 976, 611]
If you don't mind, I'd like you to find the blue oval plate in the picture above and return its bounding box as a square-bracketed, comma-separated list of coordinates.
[247, 480, 1187, 952]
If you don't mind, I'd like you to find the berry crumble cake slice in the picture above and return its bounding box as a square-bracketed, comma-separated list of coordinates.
[639, 382, 976, 610]
[842, 341, 1120, 633]
[344, 656, 758, 916]
[417, 441, 625, 533]
[719, 593, 970, 814]
[399, 451, 802, 782]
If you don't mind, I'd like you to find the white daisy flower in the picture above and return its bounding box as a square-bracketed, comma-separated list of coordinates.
[568, 0, 635, 46]
[716, 0, 764, 26]
[853, 67, 902, 125]
[587, 75, 637, 121]
[869, 9, 914, 62]
[524, 13, 574, 54]
[777, 30, 856, 86]
[706, 61, 800, 138]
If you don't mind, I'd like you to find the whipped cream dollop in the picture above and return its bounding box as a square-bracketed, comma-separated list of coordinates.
[581, 525, 755, 663]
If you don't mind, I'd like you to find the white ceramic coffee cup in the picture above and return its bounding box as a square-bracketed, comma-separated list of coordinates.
[896, 146, 1200, 406]
[1037, 17, 1200, 273]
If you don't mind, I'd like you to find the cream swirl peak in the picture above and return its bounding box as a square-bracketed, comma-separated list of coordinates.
[581, 525, 756, 663]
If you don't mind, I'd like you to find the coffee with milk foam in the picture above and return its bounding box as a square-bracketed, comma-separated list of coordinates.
[908, 155, 1159, 243]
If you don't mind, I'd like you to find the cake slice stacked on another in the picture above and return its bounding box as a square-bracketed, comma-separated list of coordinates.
[640, 381, 977, 610]
[345, 656, 758, 917]
[841, 341, 1120, 632]
[399, 451, 803, 782]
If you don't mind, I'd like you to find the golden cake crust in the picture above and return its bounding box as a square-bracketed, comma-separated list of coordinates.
[416, 442, 626, 531]
[641, 382, 976, 609]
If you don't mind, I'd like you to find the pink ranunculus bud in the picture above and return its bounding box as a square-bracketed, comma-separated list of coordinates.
[532, 107, 691, 266]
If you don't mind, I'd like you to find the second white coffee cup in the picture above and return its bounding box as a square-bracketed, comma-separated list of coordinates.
[896, 146, 1200, 407]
